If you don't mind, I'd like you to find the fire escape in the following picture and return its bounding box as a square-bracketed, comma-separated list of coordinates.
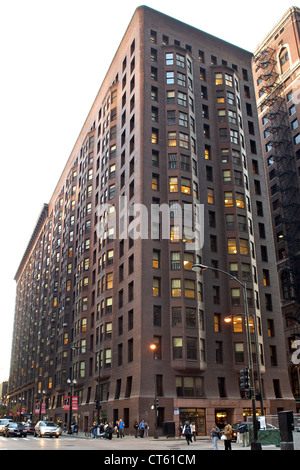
[254, 47, 300, 323]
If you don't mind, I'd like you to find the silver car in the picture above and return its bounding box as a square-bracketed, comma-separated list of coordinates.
[34, 421, 62, 438]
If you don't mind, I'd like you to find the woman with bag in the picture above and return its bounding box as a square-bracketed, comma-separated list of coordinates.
[223, 421, 233, 450]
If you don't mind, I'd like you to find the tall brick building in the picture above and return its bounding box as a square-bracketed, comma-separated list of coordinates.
[253, 6, 300, 409]
[8, 6, 295, 435]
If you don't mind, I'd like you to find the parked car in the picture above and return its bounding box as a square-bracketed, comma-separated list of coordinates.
[34, 421, 62, 438]
[3, 422, 27, 437]
[0, 419, 13, 435]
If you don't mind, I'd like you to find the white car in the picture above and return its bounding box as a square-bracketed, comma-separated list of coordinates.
[34, 421, 62, 438]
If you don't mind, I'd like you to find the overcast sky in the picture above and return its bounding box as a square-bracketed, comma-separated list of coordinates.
[0, 0, 295, 383]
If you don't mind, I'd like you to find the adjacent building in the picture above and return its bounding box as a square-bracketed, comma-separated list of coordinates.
[253, 6, 300, 410]
[8, 6, 296, 435]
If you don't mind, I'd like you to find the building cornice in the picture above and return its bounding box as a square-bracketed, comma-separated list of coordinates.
[254, 6, 300, 56]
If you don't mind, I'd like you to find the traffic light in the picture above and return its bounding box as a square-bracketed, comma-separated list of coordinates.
[154, 398, 159, 407]
[95, 400, 101, 410]
[239, 368, 250, 392]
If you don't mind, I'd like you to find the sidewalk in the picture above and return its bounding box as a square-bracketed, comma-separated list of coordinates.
[64, 432, 280, 450]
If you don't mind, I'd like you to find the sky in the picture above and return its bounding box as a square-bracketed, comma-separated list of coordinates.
[0, 0, 295, 384]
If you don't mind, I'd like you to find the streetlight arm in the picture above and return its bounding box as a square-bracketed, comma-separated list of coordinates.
[192, 264, 245, 288]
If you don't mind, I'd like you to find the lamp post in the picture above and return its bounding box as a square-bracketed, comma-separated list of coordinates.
[67, 378, 77, 434]
[150, 343, 159, 439]
[192, 263, 262, 450]
[38, 389, 45, 422]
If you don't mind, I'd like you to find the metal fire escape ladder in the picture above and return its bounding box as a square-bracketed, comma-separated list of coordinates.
[254, 47, 300, 323]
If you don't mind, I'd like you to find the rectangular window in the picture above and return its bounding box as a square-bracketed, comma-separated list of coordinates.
[178, 91, 187, 106]
[166, 71, 175, 84]
[177, 72, 186, 87]
[234, 343, 244, 363]
[167, 90, 175, 104]
[215, 72, 223, 85]
[173, 337, 183, 359]
[176, 53, 185, 68]
[171, 279, 181, 297]
[227, 238, 237, 254]
[165, 52, 174, 65]
[179, 112, 188, 127]
[169, 176, 178, 192]
[153, 249, 160, 269]
[179, 132, 189, 149]
[230, 129, 239, 144]
[181, 177, 191, 194]
[185, 279, 195, 298]
[171, 252, 180, 270]
[231, 288, 240, 306]
[168, 131, 177, 147]
[153, 277, 160, 297]
[224, 191, 233, 207]
[187, 337, 197, 360]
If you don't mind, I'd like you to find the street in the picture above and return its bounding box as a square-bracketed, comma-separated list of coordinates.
[0, 433, 280, 452]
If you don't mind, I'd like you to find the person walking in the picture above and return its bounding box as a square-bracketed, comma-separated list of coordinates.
[210, 424, 220, 450]
[182, 421, 192, 445]
[119, 418, 125, 438]
[139, 419, 145, 438]
[223, 421, 233, 450]
[134, 421, 139, 438]
[92, 421, 98, 438]
[238, 421, 249, 447]
[191, 421, 196, 441]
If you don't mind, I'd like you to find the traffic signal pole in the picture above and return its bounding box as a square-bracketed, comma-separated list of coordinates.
[242, 281, 262, 450]
[192, 264, 263, 450]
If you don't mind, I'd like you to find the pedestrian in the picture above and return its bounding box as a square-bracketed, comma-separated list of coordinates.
[223, 421, 233, 450]
[134, 421, 139, 438]
[99, 422, 105, 438]
[179, 422, 183, 438]
[144, 421, 149, 438]
[139, 419, 145, 438]
[92, 421, 98, 438]
[238, 421, 249, 447]
[210, 424, 220, 450]
[182, 421, 192, 445]
[104, 422, 109, 439]
[191, 421, 196, 441]
[119, 418, 125, 438]
[115, 421, 119, 438]
[108, 422, 114, 440]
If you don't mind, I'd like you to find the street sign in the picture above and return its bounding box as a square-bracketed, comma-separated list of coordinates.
[72, 396, 78, 411]
[63, 396, 70, 410]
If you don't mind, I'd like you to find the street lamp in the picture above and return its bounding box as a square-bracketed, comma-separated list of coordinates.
[67, 378, 77, 434]
[38, 389, 45, 422]
[150, 343, 159, 439]
[192, 263, 262, 451]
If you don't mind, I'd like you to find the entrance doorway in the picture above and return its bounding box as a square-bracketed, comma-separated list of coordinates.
[179, 408, 206, 436]
[215, 409, 234, 429]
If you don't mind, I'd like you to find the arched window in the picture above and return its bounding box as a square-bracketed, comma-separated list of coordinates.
[279, 48, 290, 73]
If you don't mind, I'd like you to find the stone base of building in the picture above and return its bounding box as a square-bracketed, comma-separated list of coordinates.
[48, 396, 296, 437]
